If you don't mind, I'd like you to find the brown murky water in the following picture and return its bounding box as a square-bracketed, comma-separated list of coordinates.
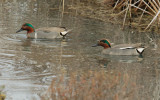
[0, 0, 160, 100]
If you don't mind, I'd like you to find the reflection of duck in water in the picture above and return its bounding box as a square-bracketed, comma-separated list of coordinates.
[98, 58, 110, 67]
[92, 39, 145, 56]
[21, 38, 32, 46]
[16, 23, 71, 39]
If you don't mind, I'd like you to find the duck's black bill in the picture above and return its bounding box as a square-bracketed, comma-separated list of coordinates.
[92, 44, 99, 47]
[16, 28, 23, 33]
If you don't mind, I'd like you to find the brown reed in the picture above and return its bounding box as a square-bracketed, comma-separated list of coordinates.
[46, 70, 140, 100]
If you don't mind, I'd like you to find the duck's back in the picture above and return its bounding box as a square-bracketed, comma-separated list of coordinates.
[36, 27, 66, 33]
[102, 48, 139, 55]
[112, 43, 142, 48]
[30, 27, 66, 39]
[102, 43, 143, 56]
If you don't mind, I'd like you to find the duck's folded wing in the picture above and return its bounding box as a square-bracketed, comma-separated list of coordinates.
[36, 27, 66, 33]
[29, 31, 60, 39]
[113, 43, 142, 49]
[119, 47, 135, 50]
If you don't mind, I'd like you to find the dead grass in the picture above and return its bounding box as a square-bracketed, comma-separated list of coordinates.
[113, 0, 160, 30]
[65, 0, 160, 32]
[45, 70, 140, 100]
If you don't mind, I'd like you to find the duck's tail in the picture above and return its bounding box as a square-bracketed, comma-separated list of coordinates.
[60, 29, 72, 36]
[60, 29, 72, 39]
[136, 47, 145, 55]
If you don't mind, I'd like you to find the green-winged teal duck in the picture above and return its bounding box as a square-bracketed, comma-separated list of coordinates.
[92, 39, 145, 56]
[16, 23, 71, 39]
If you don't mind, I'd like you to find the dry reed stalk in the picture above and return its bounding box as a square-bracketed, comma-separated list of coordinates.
[157, 0, 160, 6]
[138, 5, 147, 24]
[143, 0, 160, 30]
[145, 10, 160, 30]
[123, 5, 129, 28]
[47, 70, 140, 100]
[112, 0, 160, 30]
[113, 0, 120, 10]
[130, 4, 153, 16]
[134, 0, 143, 12]
[142, 0, 156, 14]
[149, 0, 158, 12]
[62, 0, 65, 12]
[114, 0, 125, 9]
[153, 0, 159, 9]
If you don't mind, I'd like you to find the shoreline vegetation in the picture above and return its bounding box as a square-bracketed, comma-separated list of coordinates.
[59, 0, 160, 32]
[45, 70, 141, 100]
